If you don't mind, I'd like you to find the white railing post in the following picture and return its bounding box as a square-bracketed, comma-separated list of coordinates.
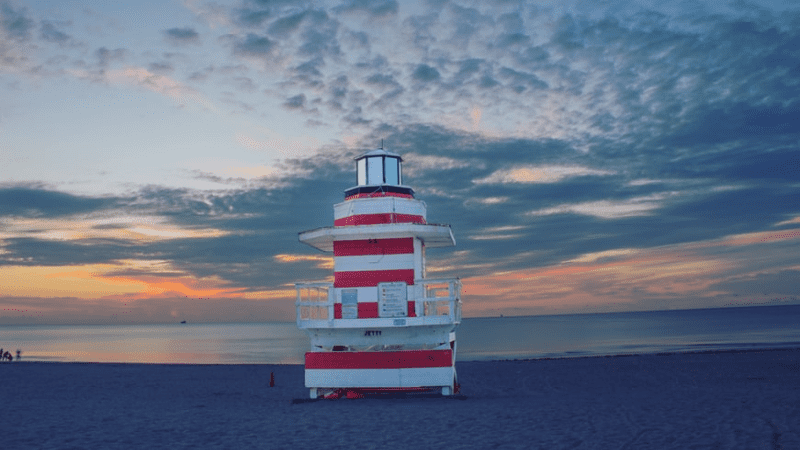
[328, 288, 334, 323]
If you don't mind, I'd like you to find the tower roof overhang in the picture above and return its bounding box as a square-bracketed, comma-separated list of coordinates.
[355, 148, 403, 160]
[299, 223, 455, 252]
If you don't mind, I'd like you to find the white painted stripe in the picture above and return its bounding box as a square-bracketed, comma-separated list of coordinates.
[305, 367, 454, 388]
[300, 223, 456, 252]
[334, 253, 415, 273]
[334, 286, 379, 303]
[334, 197, 427, 221]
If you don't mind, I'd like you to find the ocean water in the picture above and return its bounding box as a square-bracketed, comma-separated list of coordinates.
[2, 304, 799, 364]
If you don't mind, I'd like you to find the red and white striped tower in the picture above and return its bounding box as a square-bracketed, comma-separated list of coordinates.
[296, 149, 462, 399]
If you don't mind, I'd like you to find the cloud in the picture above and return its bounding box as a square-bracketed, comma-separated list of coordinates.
[283, 93, 305, 109]
[39, 20, 70, 44]
[530, 197, 663, 218]
[232, 33, 276, 58]
[188, 65, 214, 82]
[267, 11, 306, 36]
[164, 26, 200, 45]
[148, 61, 174, 74]
[474, 165, 615, 184]
[234, 8, 272, 27]
[0, 186, 110, 217]
[336, 0, 398, 17]
[497, 67, 547, 92]
[103, 66, 216, 110]
[0, 0, 33, 40]
[95, 47, 127, 68]
[412, 64, 440, 82]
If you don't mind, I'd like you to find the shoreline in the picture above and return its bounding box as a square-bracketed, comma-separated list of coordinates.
[5, 344, 798, 366]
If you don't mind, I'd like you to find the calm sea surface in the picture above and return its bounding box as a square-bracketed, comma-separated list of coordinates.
[2, 304, 799, 364]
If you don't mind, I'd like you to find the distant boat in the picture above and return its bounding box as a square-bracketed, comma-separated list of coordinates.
[180, 320, 187, 324]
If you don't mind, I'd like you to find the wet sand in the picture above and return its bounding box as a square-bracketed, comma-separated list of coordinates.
[3, 348, 798, 449]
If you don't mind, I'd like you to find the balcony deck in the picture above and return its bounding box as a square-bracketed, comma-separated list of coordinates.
[296, 278, 461, 330]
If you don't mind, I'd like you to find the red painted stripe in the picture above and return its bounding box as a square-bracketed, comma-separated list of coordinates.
[333, 238, 414, 256]
[305, 349, 453, 369]
[334, 303, 342, 319]
[358, 302, 378, 318]
[331, 301, 415, 319]
[334, 213, 426, 227]
[407, 300, 416, 318]
[334, 269, 415, 287]
[345, 192, 414, 200]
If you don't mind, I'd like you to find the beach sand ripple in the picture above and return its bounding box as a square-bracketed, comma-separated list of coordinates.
[3, 349, 798, 449]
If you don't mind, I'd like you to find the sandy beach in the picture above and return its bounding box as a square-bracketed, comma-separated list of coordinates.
[3, 348, 798, 449]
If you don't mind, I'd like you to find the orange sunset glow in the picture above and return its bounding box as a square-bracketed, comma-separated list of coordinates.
[2, 0, 799, 324]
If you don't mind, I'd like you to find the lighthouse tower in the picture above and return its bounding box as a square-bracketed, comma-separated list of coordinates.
[295, 148, 462, 399]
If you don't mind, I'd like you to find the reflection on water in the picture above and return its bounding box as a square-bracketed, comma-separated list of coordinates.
[3, 322, 309, 364]
[457, 304, 800, 360]
[3, 305, 799, 364]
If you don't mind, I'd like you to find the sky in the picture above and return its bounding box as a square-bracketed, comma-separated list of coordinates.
[1, 0, 799, 324]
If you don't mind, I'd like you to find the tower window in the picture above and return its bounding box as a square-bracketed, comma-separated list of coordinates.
[367, 156, 384, 185]
[357, 158, 367, 185]
[385, 157, 399, 185]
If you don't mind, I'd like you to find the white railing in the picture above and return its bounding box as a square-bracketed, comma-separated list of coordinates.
[418, 278, 462, 323]
[295, 278, 461, 328]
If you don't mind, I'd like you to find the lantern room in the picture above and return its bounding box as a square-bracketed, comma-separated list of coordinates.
[345, 149, 413, 199]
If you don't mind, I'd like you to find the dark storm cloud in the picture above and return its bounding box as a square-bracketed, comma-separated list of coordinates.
[578, 11, 798, 143]
[235, 8, 271, 27]
[188, 66, 214, 82]
[497, 67, 547, 92]
[327, 74, 348, 109]
[513, 46, 549, 65]
[232, 33, 275, 58]
[292, 58, 322, 80]
[453, 58, 482, 79]
[336, 0, 398, 17]
[39, 21, 70, 44]
[267, 11, 306, 36]
[283, 93, 305, 109]
[231, 0, 309, 27]
[231, 76, 257, 91]
[445, 3, 492, 44]
[412, 64, 440, 82]
[95, 47, 126, 68]
[0, 186, 111, 217]
[164, 27, 200, 45]
[148, 172, 351, 287]
[296, 14, 340, 59]
[0, 237, 144, 266]
[365, 73, 400, 89]
[0, 176, 341, 285]
[148, 62, 174, 74]
[0, 0, 33, 40]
